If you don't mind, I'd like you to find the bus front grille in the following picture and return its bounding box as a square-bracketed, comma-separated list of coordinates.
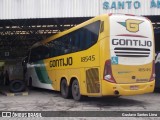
[114, 47, 150, 57]
[86, 68, 100, 93]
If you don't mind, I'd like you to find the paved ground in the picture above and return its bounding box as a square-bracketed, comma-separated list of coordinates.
[0, 88, 160, 120]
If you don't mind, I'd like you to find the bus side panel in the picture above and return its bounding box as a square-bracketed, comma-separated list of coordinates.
[99, 17, 110, 95]
[26, 62, 54, 90]
[46, 39, 101, 95]
[47, 70, 57, 90]
[99, 36, 111, 94]
[67, 68, 82, 93]
[53, 68, 82, 92]
[79, 41, 101, 96]
[82, 67, 101, 96]
[55, 69, 68, 91]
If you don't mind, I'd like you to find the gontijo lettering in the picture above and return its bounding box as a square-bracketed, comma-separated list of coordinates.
[50, 57, 73, 67]
[112, 39, 152, 47]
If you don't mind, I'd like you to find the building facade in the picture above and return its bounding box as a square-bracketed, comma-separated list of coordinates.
[0, 0, 160, 20]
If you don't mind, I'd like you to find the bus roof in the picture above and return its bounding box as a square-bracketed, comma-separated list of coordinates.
[31, 14, 108, 48]
[31, 13, 147, 49]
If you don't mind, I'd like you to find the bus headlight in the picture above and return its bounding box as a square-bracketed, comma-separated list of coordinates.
[103, 60, 116, 83]
[104, 75, 111, 80]
[153, 74, 156, 78]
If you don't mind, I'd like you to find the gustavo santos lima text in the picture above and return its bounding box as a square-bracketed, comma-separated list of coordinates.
[122, 112, 158, 117]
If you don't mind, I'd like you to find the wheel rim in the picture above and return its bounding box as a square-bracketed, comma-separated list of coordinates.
[61, 81, 67, 95]
[72, 80, 80, 100]
[61, 79, 69, 98]
[73, 82, 79, 96]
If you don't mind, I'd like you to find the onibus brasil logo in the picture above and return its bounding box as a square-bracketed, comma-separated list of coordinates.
[118, 19, 143, 32]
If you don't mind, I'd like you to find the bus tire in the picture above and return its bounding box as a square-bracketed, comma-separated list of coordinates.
[9, 80, 26, 93]
[60, 78, 70, 99]
[71, 79, 82, 101]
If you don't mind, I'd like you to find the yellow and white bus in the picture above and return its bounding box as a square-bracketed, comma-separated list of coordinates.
[25, 14, 155, 101]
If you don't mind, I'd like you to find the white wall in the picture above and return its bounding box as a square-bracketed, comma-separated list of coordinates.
[0, 0, 159, 20]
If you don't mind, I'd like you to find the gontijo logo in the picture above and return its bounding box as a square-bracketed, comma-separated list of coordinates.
[118, 19, 143, 32]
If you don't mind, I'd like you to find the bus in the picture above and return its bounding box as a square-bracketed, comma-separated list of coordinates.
[25, 14, 155, 101]
[155, 52, 160, 89]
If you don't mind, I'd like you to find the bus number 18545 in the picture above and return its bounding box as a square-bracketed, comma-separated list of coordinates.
[81, 55, 95, 62]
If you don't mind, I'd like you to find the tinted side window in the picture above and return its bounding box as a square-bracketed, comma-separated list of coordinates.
[83, 21, 100, 49]
[30, 45, 49, 62]
[71, 21, 100, 52]
[30, 49, 36, 62]
[43, 21, 100, 58]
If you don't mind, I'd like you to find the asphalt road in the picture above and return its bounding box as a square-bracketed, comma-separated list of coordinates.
[0, 88, 160, 120]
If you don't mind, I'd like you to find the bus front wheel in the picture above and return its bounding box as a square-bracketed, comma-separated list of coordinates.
[60, 78, 70, 99]
[71, 79, 82, 101]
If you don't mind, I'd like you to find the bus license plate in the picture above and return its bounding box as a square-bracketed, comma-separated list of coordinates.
[130, 85, 139, 90]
